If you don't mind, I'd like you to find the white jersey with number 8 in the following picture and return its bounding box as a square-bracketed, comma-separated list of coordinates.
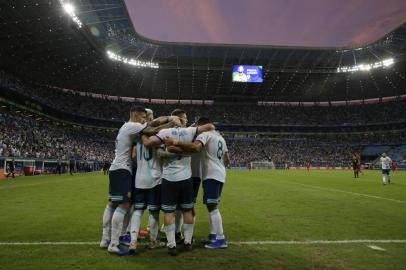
[195, 130, 227, 183]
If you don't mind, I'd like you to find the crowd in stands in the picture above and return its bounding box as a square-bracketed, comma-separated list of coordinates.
[0, 108, 114, 162]
[1, 71, 406, 125]
[1, 107, 405, 167]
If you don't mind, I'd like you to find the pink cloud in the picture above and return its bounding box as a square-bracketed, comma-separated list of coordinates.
[125, 0, 406, 47]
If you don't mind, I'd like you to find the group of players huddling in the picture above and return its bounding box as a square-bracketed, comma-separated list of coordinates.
[100, 106, 229, 256]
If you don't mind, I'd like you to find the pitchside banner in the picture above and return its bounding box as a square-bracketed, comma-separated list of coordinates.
[232, 65, 263, 83]
[290, 167, 352, 170]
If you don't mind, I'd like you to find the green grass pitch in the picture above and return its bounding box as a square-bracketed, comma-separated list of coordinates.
[0, 169, 405, 270]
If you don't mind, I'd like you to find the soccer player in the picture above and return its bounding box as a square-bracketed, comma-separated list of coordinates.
[129, 109, 177, 253]
[166, 117, 230, 249]
[380, 153, 392, 185]
[391, 160, 397, 173]
[100, 105, 180, 255]
[141, 109, 215, 255]
[6, 157, 15, 178]
[56, 160, 62, 175]
[232, 65, 250, 82]
[352, 156, 359, 178]
[69, 157, 75, 175]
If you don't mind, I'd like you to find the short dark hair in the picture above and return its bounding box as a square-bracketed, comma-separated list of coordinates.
[197, 117, 210, 125]
[171, 109, 186, 117]
[130, 105, 147, 114]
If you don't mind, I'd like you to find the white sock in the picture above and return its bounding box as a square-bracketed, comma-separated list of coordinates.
[101, 205, 114, 241]
[183, 223, 194, 244]
[209, 213, 216, 235]
[210, 209, 225, 240]
[165, 223, 176, 248]
[148, 213, 159, 242]
[130, 210, 143, 244]
[111, 207, 127, 246]
[383, 175, 387, 184]
[175, 210, 183, 234]
[121, 208, 132, 236]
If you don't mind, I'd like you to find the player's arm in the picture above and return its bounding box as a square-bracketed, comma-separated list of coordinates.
[164, 138, 203, 153]
[141, 134, 163, 148]
[156, 147, 178, 159]
[196, 124, 215, 135]
[166, 145, 184, 154]
[171, 142, 203, 153]
[223, 151, 230, 167]
[142, 121, 176, 136]
[143, 116, 182, 136]
[148, 116, 180, 127]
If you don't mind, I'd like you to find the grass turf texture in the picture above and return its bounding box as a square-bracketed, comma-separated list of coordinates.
[0, 170, 405, 270]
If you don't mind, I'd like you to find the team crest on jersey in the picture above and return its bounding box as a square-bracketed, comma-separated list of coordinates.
[171, 130, 178, 136]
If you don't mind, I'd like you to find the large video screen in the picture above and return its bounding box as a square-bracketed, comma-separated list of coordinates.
[232, 65, 263, 83]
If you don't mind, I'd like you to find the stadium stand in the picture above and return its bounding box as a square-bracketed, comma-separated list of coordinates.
[1, 73, 405, 127]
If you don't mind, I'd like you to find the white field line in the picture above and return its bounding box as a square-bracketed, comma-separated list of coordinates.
[1, 240, 406, 246]
[367, 245, 387, 251]
[290, 182, 406, 205]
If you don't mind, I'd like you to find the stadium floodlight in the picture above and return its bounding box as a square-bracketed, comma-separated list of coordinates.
[337, 58, 394, 73]
[106, 50, 159, 69]
[59, 1, 83, 28]
[63, 3, 75, 13]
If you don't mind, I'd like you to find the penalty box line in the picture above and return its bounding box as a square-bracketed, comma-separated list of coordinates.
[1, 240, 406, 246]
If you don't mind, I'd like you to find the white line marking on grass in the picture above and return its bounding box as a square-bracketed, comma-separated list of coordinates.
[1, 240, 406, 246]
[292, 182, 406, 205]
[232, 240, 406, 245]
[367, 245, 387, 251]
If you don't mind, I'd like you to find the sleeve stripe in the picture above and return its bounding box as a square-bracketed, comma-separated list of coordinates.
[154, 134, 164, 143]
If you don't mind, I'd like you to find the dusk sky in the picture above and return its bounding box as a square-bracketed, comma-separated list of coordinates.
[125, 0, 406, 47]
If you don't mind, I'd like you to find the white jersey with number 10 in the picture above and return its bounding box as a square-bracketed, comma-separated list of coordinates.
[135, 143, 162, 189]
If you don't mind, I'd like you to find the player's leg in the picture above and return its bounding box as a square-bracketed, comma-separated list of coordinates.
[192, 177, 201, 222]
[202, 180, 216, 242]
[203, 179, 227, 249]
[174, 208, 183, 243]
[180, 178, 195, 250]
[107, 169, 132, 255]
[147, 184, 161, 249]
[387, 170, 391, 184]
[382, 170, 388, 185]
[161, 179, 178, 255]
[120, 180, 135, 246]
[119, 208, 132, 245]
[128, 187, 146, 254]
[100, 201, 116, 248]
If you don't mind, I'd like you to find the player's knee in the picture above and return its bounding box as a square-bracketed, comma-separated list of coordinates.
[119, 202, 130, 209]
[182, 208, 193, 214]
[206, 203, 217, 212]
[149, 210, 159, 219]
[108, 202, 117, 208]
[133, 209, 143, 217]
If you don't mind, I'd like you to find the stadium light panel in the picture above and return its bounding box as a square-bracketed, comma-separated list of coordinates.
[106, 50, 159, 69]
[59, 1, 83, 28]
[337, 58, 394, 73]
[63, 3, 75, 13]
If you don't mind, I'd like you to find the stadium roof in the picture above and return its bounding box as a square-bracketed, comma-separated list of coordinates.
[0, 0, 405, 102]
